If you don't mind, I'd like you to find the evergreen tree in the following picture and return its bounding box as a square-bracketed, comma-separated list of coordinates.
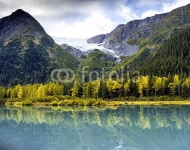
[0, 86, 5, 99]
[71, 81, 80, 97]
[168, 75, 181, 98]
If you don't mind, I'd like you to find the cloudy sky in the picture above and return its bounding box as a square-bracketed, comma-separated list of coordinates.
[0, 0, 189, 38]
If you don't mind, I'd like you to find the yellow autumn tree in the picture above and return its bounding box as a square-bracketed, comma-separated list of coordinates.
[153, 76, 162, 98]
[106, 79, 121, 98]
[17, 86, 23, 99]
[124, 79, 131, 97]
[92, 79, 101, 99]
[82, 83, 89, 98]
[137, 76, 149, 99]
[182, 77, 190, 99]
[37, 84, 46, 98]
[71, 81, 79, 97]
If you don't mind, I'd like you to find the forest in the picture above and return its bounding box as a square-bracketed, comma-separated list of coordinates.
[0, 74, 190, 106]
[139, 27, 190, 76]
[1, 28, 190, 105]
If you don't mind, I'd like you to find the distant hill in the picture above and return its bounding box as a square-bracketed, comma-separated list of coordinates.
[76, 49, 116, 82]
[0, 9, 79, 86]
[80, 49, 116, 71]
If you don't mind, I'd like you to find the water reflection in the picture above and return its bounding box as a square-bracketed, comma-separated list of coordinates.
[0, 106, 190, 150]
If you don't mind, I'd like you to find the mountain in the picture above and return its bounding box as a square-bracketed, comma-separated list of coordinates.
[0, 9, 79, 86]
[88, 4, 190, 60]
[0, 9, 45, 42]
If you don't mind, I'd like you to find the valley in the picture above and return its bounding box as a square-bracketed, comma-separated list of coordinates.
[1, 1, 190, 150]
[0, 4, 190, 105]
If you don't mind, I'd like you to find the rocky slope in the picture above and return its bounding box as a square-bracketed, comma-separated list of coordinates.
[0, 9, 79, 86]
[60, 44, 90, 59]
[88, 4, 190, 57]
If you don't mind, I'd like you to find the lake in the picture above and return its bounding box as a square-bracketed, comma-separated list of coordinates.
[0, 106, 190, 150]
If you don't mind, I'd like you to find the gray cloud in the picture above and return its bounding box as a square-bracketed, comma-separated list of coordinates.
[38, 11, 89, 24]
[0, 0, 189, 38]
[0, 0, 162, 21]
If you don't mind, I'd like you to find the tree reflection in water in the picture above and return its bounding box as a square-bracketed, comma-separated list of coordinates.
[0, 106, 190, 150]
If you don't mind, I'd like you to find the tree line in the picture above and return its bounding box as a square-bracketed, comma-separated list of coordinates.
[0, 75, 190, 101]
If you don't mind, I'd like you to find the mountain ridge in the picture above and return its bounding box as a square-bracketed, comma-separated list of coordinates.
[87, 3, 190, 57]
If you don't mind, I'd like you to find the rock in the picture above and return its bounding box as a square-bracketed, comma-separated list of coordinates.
[60, 44, 90, 59]
[87, 34, 106, 44]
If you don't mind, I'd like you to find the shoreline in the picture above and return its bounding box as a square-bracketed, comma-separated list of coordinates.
[4, 99, 190, 107]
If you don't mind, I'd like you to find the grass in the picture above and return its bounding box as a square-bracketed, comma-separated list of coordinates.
[125, 101, 190, 106]
[5, 99, 125, 107]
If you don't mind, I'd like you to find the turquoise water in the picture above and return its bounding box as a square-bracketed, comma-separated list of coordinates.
[0, 106, 190, 150]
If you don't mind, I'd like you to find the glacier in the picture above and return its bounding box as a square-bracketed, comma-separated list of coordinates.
[53, 37, 118, 57]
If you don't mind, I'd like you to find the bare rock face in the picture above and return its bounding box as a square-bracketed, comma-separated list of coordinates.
[87, 34, 106, 44]
[61, 44, 90, 59]
[0, 9, 46, 42]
